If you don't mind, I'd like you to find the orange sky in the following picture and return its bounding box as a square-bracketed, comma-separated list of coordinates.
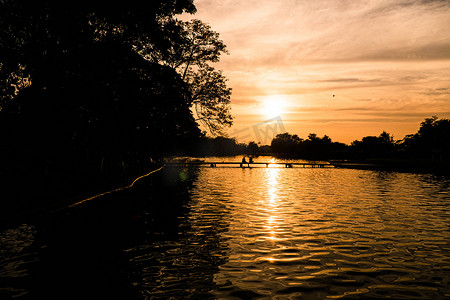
[181, 0, 450, 144]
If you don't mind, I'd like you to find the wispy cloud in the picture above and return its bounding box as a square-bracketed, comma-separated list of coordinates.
[182, 0, 450, 143]
[190, 0, 450, 63]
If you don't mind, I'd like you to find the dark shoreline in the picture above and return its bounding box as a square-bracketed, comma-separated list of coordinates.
[331, 159, 450, 176]
[2, 158, 448, 229]
[0, 166, 164, 230]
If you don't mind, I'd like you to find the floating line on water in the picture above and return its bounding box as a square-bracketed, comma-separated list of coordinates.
[68, 166, 164, 208]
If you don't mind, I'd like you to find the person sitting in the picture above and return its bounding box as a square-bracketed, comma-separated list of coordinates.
[241, 156, 247, 167]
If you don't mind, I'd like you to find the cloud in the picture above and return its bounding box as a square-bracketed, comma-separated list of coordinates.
[202, 0, 449, 66]
[356, 43, 450, 61]
[422, 87, 450, 96]
[182, 0, 450, 142]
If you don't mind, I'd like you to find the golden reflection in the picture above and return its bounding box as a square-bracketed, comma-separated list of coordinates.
[267, 168, 280, 191]
[266, 157, 278, 168]
[268, 215, 276, 224]
[268, 187, 277, 204]
[266, 168, 281, 242]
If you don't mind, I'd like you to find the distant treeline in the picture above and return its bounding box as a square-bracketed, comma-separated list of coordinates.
[194, 117, 450, 162]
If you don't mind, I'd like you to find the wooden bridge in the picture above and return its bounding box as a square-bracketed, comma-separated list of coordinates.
[165, 161, 334, 168]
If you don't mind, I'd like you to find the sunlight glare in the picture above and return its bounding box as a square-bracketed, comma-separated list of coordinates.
[265, 168, 281, 242]
[267, 168, 280, 204]
[261, 95, 285, 118]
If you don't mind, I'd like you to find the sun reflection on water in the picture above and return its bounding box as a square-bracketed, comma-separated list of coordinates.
[2, 159, 450, 300]
[180, 161, 450, 299]
[266, 168, 282, 243]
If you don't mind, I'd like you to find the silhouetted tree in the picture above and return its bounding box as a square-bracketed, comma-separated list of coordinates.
[0, 0, 214, 216]
[0, 0, 200, 165]
[351, 131, 395, 158]
[247, 141, 259, 156]
[258, 145, 272, 154]
[193, 136, 247, 156]
[301, 133, 333, 159]
[269, 132, 347, 159]
[142, 19, 232, 135]
[151, 19, 227, 77]
[308, 133, 318, 141]
[399, 116, 450, 159]
[271, 133, 302, 155]
[187, 66, 233, 134]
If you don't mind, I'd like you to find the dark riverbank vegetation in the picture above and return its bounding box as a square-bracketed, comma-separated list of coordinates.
[268, 116, 450, 174]
[0, 0, 232, 222]
[175, 117, 450, 176]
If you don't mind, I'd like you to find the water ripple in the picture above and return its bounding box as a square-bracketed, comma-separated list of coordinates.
[153, 165, 450, 299]
[1, 159, 449, 299]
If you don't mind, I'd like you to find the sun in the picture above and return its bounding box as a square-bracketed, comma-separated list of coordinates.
[261, 95, 285, 118]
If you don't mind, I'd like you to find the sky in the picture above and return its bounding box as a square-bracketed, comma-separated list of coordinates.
[181, 0, 450, 144]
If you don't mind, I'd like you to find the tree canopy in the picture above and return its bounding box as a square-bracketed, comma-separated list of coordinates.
[139, 18, 232, 135]
[0, 0, 233, 217]
[268, 117, 450, 161]
[0, 0, 234, 161]
[401, 116, 450, 157]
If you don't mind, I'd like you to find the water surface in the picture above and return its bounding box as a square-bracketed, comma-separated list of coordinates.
[1, 157, 449, 299]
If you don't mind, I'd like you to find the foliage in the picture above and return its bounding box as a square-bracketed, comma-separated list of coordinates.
[141, 19, 232, 135]
[0, 0, 201, 163]
[351, 131, 395, 158]
[0, 0, 221, 216]
[267, 117, 450, 161]
[247, 142, 259, 156]
[271, 133, 303, 154]
[149, 19, 227, 75]
[270, 132, 342, 159]
[400, 116, 450, 159]
[193, 136, 246, 156]
[188, 66, 233, 134]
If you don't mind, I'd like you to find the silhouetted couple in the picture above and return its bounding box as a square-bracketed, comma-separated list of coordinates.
[240, 156, 254, 168]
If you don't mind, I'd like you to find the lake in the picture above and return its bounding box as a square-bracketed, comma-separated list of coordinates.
[1, 156, 449, 299]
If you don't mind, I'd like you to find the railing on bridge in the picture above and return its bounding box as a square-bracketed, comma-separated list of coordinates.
[164, 162, 333, 168]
